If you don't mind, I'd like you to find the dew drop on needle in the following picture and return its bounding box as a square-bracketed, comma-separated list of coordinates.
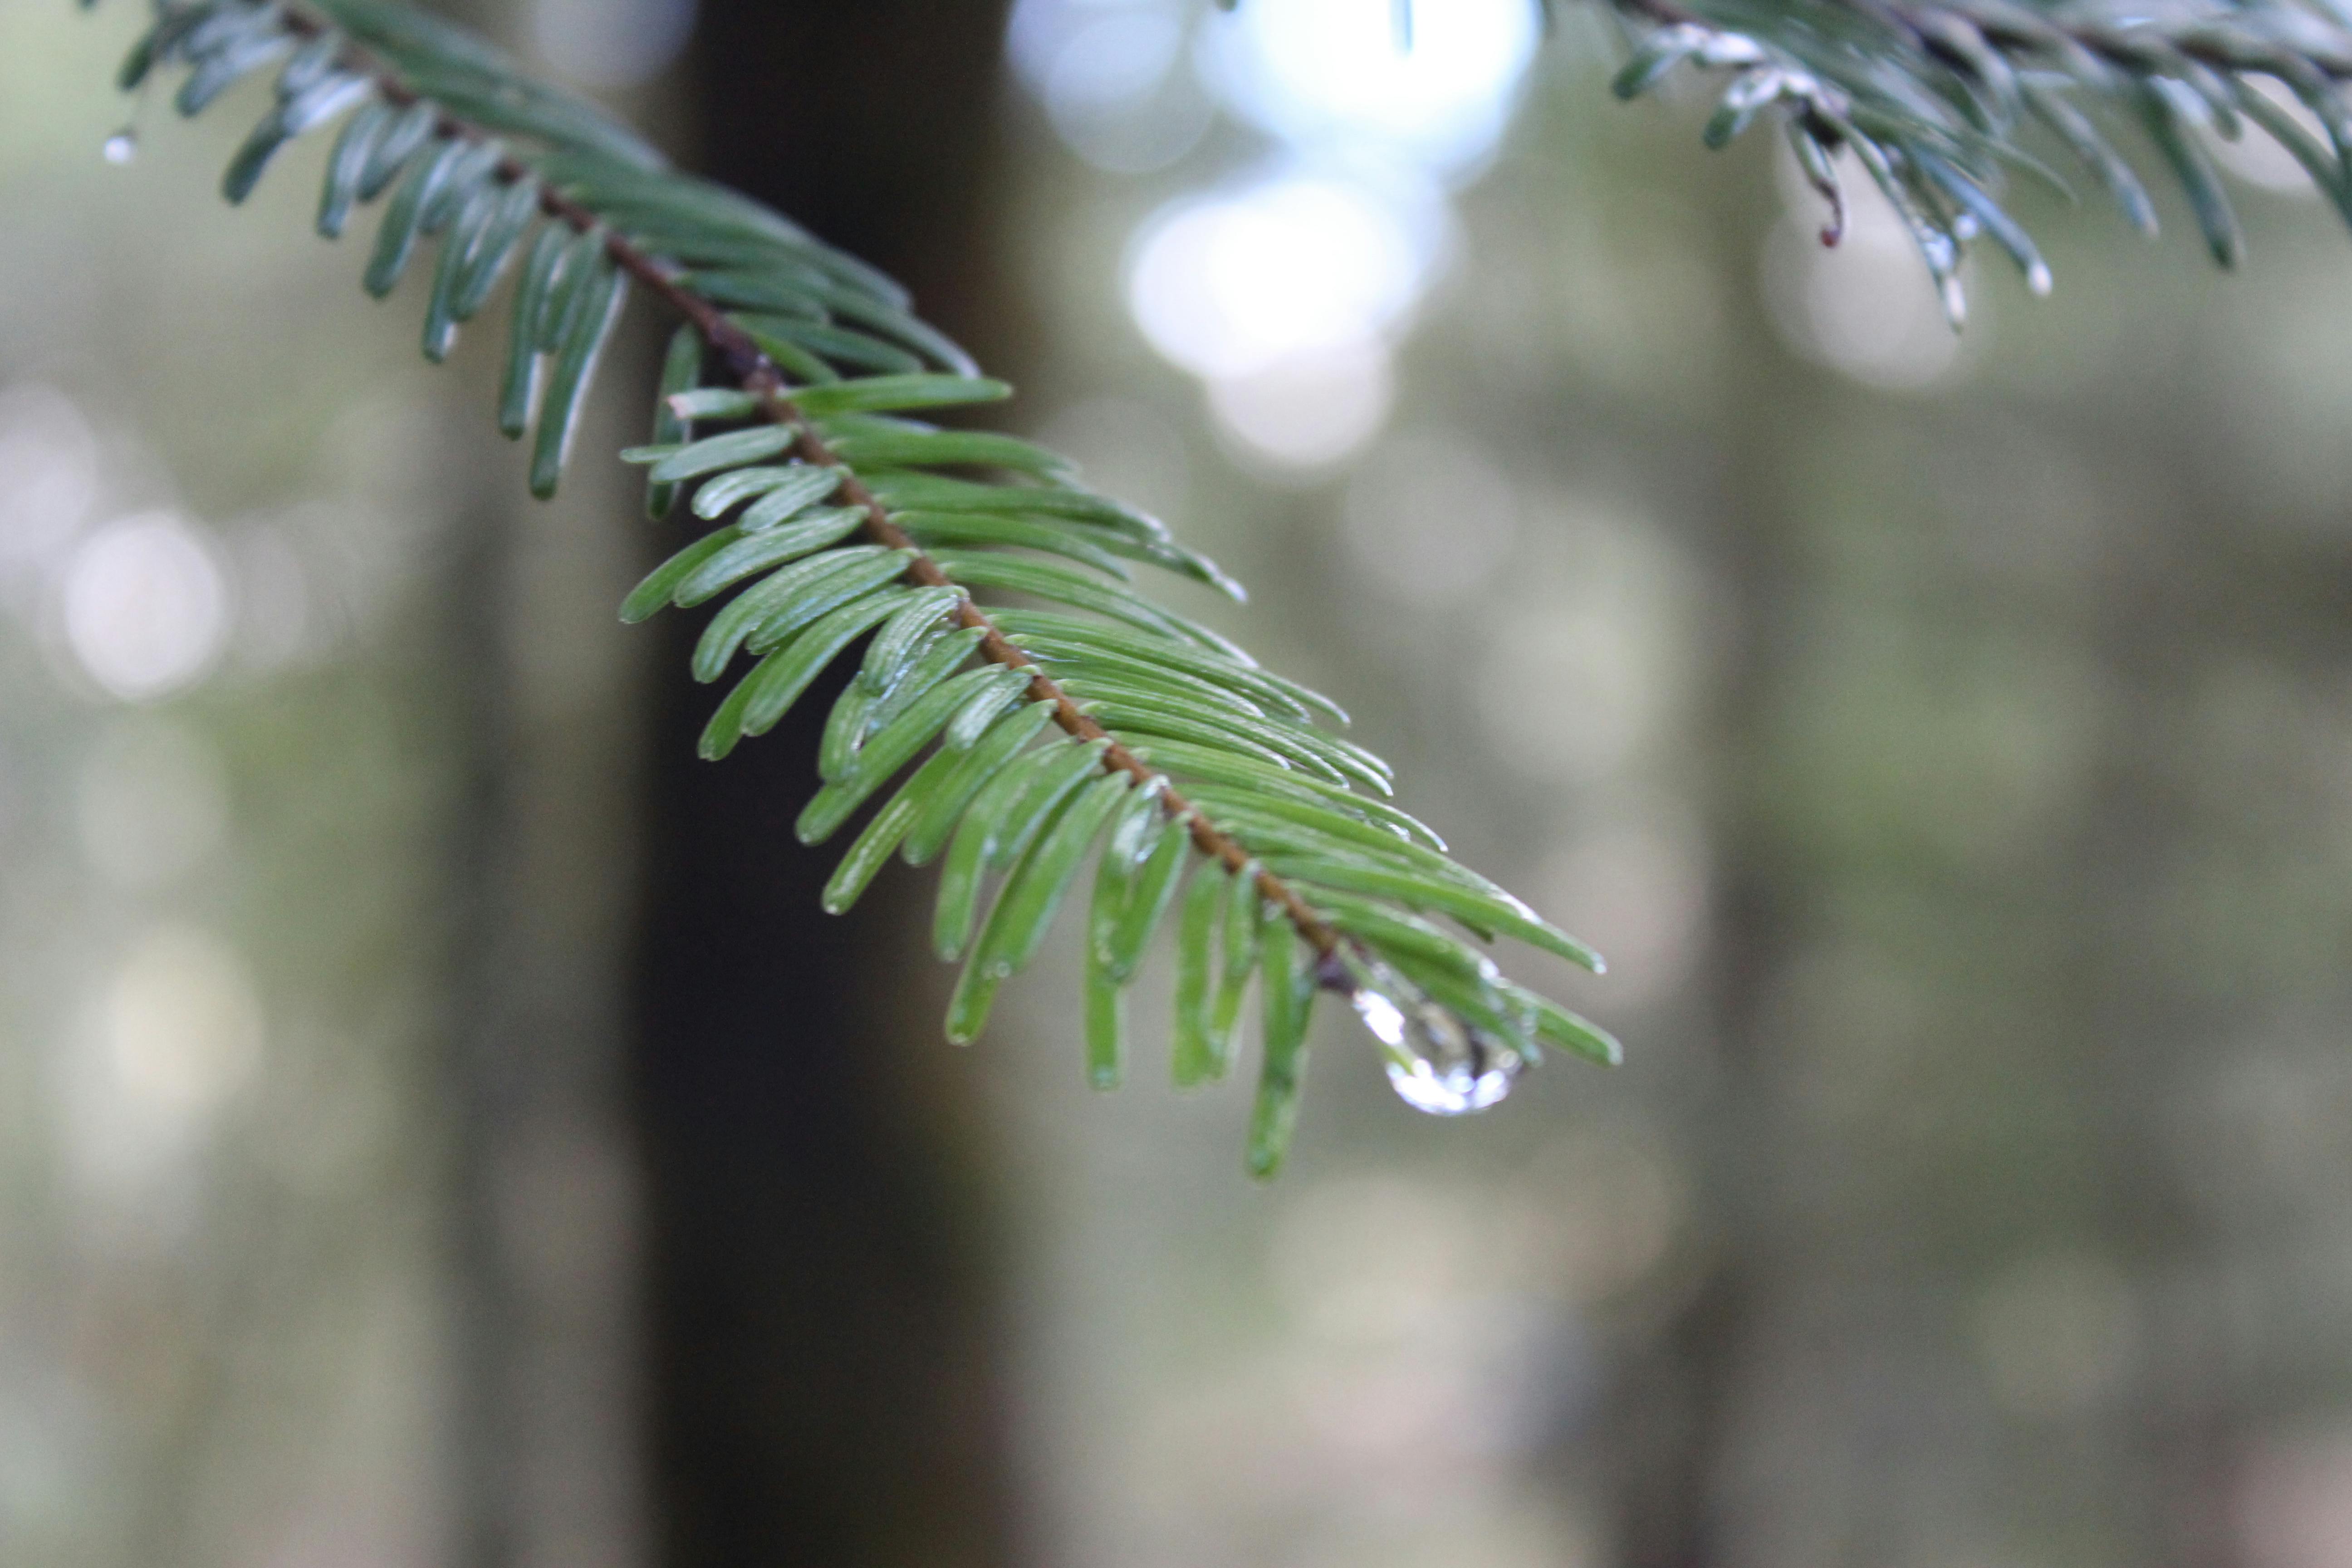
[1349, 966, 1521, 1116]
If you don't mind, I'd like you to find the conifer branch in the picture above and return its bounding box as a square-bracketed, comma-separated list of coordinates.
[90, 0, 1620, 1171]
[269, 0, 1352, 967]
[1600, 0, 2352, 319]
[756, 390, 1351, 962]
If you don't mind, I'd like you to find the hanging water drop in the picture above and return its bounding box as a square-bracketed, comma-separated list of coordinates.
[103, 129, 138, 165]
[1937, 274, 1968, 330]
[1349, 970, 1521, 1116]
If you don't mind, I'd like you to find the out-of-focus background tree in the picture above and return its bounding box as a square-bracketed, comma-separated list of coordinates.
[5, 1, 2352, 1566]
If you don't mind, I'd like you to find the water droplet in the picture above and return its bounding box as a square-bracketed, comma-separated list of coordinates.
[1350, 970, 1521, 1117]
[1696, 33, 1763, 67]
[2026, 260, 2054, 298]
[1937, 274, 1968, 331]
[103, 130, 138, 165]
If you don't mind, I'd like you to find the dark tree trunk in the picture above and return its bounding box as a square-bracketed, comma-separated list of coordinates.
[628, 5, 1018, 1565]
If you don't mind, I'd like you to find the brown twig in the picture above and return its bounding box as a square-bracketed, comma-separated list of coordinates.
[277, 2, 1351, 975]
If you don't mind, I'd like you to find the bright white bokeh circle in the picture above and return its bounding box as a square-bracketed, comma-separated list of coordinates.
[60, 511, 230, 701]
[1205, 338, 1394, 472]
[1200, 0, 1539, 180]
[1126, 173, 1436, 378]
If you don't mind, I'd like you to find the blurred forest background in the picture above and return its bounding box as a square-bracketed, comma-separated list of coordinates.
[5, 0, 2352, 1565]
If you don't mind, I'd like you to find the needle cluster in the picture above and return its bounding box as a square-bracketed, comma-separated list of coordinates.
[97, 0, 1619, 1175]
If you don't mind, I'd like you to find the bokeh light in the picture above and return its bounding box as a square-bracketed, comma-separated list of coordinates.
[1008, 0, 1214, 173]
[1019, 0, 1536, 470]
[58, 510, 230, 702]
[1202, 340, 1393, 470]
[67, 923, 264, 1193]
[0, 383, 98, 575]
[1760, 144, 1972, 389]
[1200, 0, 1539, 180]
[1126, 170, 1444, 468]
[1125, 173, 1436, 378]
